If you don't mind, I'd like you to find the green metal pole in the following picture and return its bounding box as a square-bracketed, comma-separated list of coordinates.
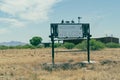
[87, 34, 90, 63]
[51, 34, 55, 67]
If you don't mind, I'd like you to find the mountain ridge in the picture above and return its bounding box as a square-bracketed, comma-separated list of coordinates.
[0, 41, 27, 46]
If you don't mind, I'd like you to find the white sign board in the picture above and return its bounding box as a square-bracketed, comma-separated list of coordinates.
[58, 24, 83, 38]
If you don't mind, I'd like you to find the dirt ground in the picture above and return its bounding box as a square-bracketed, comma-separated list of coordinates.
[0, 48, 120, 80]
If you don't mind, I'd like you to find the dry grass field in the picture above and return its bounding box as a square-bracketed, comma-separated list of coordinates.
[0, 48, 120, 80]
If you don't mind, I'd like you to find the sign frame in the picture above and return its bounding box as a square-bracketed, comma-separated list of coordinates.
[50, 23, 90, 39]
[49, 23, 91, 67]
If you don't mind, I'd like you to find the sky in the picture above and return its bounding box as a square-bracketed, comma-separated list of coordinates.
[0, 0, 120, 43]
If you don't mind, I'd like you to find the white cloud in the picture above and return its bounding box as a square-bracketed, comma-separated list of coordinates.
[0, 18, 25, 28]
[0, 0, 61, 21]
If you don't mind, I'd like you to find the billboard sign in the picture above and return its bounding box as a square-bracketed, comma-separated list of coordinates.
[50, 23, 89, 40]
[58, 24, 83, 39]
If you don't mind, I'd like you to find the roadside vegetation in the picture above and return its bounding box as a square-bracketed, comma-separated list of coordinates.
[53, 39, 119, 50]
[0, 38, 119, 50]
[105, 42, 120, 48]
[75, 39, 106, 50]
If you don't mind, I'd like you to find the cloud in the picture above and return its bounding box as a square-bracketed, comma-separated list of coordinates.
[0, 0, 61, 22]
[0, 18, 25, 28]
[0, 0, 61, 29]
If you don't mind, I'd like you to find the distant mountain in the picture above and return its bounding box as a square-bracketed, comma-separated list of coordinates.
[0, 41, 27, 46]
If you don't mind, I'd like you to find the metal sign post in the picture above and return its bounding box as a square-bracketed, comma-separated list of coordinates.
[87, 33, 91, 63]
[51, 33, 55, 67]
[82, 24, 91, 63]
[49, 25, 55, 67]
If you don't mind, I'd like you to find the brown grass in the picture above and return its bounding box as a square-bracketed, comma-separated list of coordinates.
[0, 48, 119, 80]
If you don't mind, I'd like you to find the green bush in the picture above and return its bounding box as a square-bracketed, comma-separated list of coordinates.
[63, 42, 75, 49]
[22, 44, 36, 49]
[90, 39, 105, 50]
[8, 46, 15, 49]
[54, 43, 63, 48]
[21, 44, 44, 49]
[76, 39, 105, 51]
[106, 42, 120, 48]
[50, 43, 63, 48]
[0, 44, 44, 50]
[29, 36, 42, 46]
[9, 44, 35, 49]
[13, 45, 22, 49]
[75, 40, 87, 51]
[0, 45, 9, 50]
[36, 44, 44, 48]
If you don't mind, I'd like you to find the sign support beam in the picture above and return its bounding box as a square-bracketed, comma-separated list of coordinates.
[87, 33, 91, 63]
[49, 25, 55, 67]
[51, 34, 55, 67]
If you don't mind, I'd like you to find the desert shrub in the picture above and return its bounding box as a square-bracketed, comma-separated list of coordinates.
[0, 44, 44, 49]
[76, 39, 105, 50]
[8, 46, 15, 49]
[54, 43, 63, 48]
[9, 44, 36, 49]
[106, 42, 120, 48]
[21, 44, 44, 49]
[14, 45, 22, 49]
[63, 42, 75, 49]
[36, 44, 44, 48]
[0, 45, 9, 50]
[50, 43, 63, 48]
[22, 44, 36, 49]
[75, 40, 87, 51]
[90, 39, 105, 50]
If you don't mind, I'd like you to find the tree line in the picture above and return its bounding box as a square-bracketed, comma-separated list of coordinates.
[0, 36, 120, 50]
